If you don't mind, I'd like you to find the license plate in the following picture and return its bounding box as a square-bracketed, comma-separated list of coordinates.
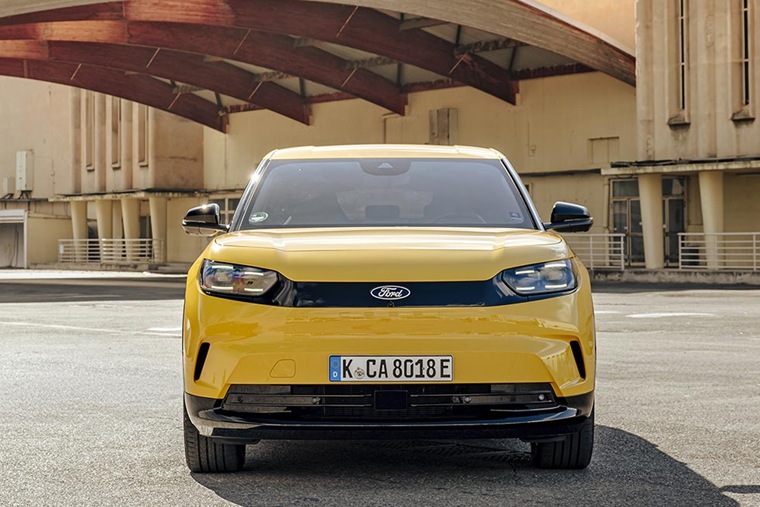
[329, 356, 453, 382]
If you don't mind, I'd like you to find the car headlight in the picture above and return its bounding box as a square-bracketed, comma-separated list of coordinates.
[501, 259, 576, 296]
[200, 260, 278, 297]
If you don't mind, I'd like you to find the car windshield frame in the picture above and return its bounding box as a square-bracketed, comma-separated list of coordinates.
[230, 157, 539, 231]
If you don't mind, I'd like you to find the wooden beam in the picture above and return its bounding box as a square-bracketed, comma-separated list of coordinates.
[0, 39, 309, 124]
[125, 22, 408, 114]
[0, 2, 123, 25]
[52, 41, 309, 124]
[454, 38, 523, 56]
[0, 1, 110, 19]
[0, 57, 227, 131]
[511, 63, 594, 81]
[399, 17, 449, 31]
[226, 79, 465, 113]
[300, 0, 636, 86]
[4, 0, 516, 105]
[0, 20, 407, 115]
[123, 0, 516, 104]
[0, 0, 635, 89]
[346, 55, 396, 70]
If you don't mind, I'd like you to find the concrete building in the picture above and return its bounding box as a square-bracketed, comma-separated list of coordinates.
[607, 0, 760, 270]
[0, 0, 756, 272]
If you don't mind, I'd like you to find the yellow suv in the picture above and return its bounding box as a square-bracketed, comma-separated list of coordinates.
[181, 145, 595, 472]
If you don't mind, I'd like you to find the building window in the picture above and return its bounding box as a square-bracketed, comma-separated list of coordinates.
[111, 97, 121, 169]
[678, 0, 688, 110]
[733, 0, 754, 120]
[84, 91, 95, 171]
[137, 104, 149, 168]
[610, 179, 644, 266]
[210, 196, 241, 225]
[669, 0, 690, 125]
[139, 215, 152, 239]
[741, 0, 751, 106]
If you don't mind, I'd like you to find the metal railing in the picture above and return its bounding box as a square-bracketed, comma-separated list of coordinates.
[562, 233, 626, 270]
[678, 232, 760, 271]
[58, 239, 165, 265]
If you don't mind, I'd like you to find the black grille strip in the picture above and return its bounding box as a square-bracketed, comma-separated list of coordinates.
[222, 383, 560, 421]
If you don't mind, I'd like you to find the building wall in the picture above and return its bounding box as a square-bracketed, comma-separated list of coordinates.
[724, 173, 760, 232]
[637, 0, 760, 160]
[76, 94, 205, 194]
[522, 173, 609, 229]
[679, 173, 760, 233]
[203, 72, 636, 231]
[150, 109, 204, 190]
[203, 100, 388, 191]
[167, 197, 211, 264]
[27, 215, 72, 265]
[0, 77, 73, 198]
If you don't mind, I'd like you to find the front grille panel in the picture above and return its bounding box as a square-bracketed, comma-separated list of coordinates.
[222, 383, 560, 421]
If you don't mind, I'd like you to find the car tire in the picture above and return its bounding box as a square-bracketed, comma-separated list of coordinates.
[183, 404, 245, 473]
[531, 410, 594, 469]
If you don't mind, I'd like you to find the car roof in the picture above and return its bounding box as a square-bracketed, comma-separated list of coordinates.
[265, 144, 504, 161]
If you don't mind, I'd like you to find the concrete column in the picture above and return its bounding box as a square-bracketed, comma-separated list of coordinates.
[639, 173, 664, 269]
[699, 171, 725, 269]
[112, 200, 124, 261]
[149, 197, 167, 263]
[95, 200, 113, 262]
[70, 201, 88, 262]
[121, 198, 140, 262]
[112, 201, 123, 239]
[95, 200, 113, 239]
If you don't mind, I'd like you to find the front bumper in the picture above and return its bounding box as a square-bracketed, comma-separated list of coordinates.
[185, 390, 594, 443]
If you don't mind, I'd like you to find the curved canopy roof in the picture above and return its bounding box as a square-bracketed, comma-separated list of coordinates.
[0, 0, 635, 132]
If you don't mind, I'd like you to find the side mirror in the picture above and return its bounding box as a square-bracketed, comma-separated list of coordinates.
[544, 202, 593, 233]
[182, 203, 229, 236]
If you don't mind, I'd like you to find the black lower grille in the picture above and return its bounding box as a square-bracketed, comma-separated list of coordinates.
[221, 383, 560, 421]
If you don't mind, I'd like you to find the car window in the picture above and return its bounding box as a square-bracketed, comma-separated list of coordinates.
[238, 158, 534, 229]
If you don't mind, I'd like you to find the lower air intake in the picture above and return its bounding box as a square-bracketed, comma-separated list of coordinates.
[221, 383, 560, 421]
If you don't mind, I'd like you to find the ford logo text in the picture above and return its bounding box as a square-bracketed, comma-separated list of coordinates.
[370, 285, 411, 301]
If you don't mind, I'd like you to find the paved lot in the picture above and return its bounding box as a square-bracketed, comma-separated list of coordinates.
[0, 273, 758, 506]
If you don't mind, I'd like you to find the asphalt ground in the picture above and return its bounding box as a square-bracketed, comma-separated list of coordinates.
[0, 272, 758, 506]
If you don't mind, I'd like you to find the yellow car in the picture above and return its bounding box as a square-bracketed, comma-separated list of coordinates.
[181, 145, 595, 472]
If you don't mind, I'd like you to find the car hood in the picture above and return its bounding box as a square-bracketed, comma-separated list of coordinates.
[207, 227, 571, 282]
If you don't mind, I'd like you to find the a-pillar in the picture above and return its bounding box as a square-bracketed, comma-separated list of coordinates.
[95, 200, 113, 262]
[699, 171, 724, 269]
[121, 197, 140, 262]
[70, 200, 88, 262]
[149, 197, 167, 264]
[639, 173, 664, 269]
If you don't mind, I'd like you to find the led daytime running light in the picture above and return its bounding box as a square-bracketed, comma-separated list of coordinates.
[502, 259, 576, 296]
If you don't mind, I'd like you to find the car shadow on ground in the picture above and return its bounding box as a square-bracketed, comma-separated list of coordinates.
[0, 280, 185, 303]
[192, 426, 746, 507]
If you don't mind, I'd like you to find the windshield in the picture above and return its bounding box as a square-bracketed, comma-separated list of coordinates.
[237, 158, 534, 230]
